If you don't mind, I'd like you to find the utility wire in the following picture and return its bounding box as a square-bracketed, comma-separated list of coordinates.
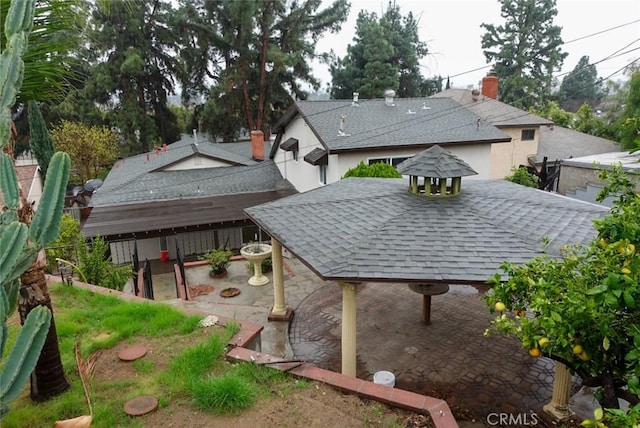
[445, 19, 640, 79]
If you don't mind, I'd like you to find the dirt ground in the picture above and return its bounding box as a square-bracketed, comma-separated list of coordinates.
[92, 333, 434, 428]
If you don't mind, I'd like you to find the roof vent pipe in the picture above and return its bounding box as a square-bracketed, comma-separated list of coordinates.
[384, 89, 396, 107]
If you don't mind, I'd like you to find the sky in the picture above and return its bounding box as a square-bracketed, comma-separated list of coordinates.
[314, 0, 640, 90]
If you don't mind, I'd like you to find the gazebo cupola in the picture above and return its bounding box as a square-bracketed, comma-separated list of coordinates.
[396, 145, 477, 197]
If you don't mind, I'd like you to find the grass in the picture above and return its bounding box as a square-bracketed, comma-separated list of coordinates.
[1, 284, 281, 427]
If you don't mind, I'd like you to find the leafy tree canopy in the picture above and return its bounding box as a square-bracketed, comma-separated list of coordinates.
[481, 0, 567, 109]
[616, 68, 640, 150]
[529, 101, 573, 128]
[330, 1, 441, 99]
[485, 164, 640, 422]
[51, 121, 119, 184]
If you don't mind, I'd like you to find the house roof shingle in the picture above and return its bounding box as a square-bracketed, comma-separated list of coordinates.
[245, 178, 607, 284]
[433, 89, 553, 127]
[286, 97, 511, 153]
[83, 134, 297, 238]
[532, 125, 621, 165]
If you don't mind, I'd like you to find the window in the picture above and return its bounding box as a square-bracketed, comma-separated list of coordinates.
[368, 156, 410, 167]
[319, 164, 327, 185]
[368, 158, 390, 165]
[521, 129, 535, 141]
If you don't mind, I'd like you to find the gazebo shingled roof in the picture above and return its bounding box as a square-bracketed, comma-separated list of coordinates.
[396, 145, 478, 178]
[245, 178, 607, 285]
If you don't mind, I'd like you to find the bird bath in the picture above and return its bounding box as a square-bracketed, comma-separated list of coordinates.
[240, 244, 272, 286]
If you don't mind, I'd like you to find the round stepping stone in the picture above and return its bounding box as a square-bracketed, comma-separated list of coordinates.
[123, 395, 158, 416]
[118, 345, 148, 361]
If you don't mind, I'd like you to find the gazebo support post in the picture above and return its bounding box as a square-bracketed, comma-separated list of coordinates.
[340, 282, 358, 377]
[422, 295, 432, 324]
[543, 362, 574, 420]
[268, 240, 293, 321]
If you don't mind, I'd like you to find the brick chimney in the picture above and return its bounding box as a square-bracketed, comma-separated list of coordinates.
[481, 74, 499, 99]
[251, 130, 264, 162]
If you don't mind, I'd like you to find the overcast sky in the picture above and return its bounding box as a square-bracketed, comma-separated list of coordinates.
[314, 0, 640, 91]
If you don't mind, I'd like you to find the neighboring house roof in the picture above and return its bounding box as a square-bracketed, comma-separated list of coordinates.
[433, 89, 553, 128]
[272, 97, 511, 154]
[83, 134, 297, 239]
[397, 145, 478, 178]
[531, 125, 621, 165]
[0, 163, 39, 207]
[246, 178, 607, 284]
[561, 151, 640, 171]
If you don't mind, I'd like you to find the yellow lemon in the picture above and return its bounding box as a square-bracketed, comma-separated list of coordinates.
[494, 302, 506, 312]
[572, 344, 583, 355]
[622, 267, 632, 275]
[538, 337, 550, 347]
[579, 352, 590, 361]
[529, 348, 541, 358]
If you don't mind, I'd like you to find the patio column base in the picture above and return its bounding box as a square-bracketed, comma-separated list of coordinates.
[268, 307, 294, 322]
[543, 362, 574, 421]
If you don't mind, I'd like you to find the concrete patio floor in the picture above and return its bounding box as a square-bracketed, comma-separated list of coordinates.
[144, 256, 599, 424]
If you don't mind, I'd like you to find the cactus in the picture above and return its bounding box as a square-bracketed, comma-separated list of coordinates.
[0, 0, 71, 417]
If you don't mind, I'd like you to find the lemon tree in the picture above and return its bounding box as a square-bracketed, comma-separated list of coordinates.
[484, 164, 640, 425]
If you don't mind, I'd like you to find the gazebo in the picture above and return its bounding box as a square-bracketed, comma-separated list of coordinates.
[245, 146, 608, 377]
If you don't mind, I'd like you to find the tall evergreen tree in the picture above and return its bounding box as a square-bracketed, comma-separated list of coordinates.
[85, 0, 182, 154]
[558, 55, 603, 111]
[176, 0, 349, 142]
[27, 101, 55, 178]
[481, 0, 567, 109]
[330, 1, 433, 99]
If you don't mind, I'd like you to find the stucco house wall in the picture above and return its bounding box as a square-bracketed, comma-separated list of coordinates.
[489, 127, 539, 179]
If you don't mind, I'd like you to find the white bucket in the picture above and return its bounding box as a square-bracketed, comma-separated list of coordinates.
[373, 371, 395, 387]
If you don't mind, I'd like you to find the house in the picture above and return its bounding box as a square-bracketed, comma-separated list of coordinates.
[82, 132, 297, 264]
[434, 80, 553, 179]
[270, 88, 513, 193]
[557, 151, 640, 206]
[271, 76, 554, 193]
[527, 125, 621, 191]
[0, 162, 43, 211]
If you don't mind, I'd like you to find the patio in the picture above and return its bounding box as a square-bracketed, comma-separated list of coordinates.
[143, 256, 598, 422]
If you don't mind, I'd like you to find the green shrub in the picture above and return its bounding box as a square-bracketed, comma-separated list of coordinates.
[342, 161, 402, 178]
[45, 214, 80, 272]
[201, 248, 232, 274]
[247, 256, 272, 274]
[76, 236, 130, 290]
[505, 166, 538, 188]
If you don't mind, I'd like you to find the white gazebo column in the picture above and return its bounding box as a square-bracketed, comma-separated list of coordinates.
[340, 282, 358, 377]
[543, 362, 574, 420]
[268, 240, 293, 321]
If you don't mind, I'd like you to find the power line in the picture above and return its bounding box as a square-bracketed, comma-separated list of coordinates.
[445, 19, 640, 80]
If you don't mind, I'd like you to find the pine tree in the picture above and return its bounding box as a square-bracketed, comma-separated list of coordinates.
[559, 56, 603, 111]
[330, 1, 433, 99]
[481, 0, 567, 109]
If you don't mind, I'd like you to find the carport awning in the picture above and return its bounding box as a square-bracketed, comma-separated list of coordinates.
[304, 148, 328, 165]
[280, 138, 299, 152]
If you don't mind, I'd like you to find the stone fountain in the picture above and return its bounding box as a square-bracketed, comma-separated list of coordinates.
[240, 243, 272, 286]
